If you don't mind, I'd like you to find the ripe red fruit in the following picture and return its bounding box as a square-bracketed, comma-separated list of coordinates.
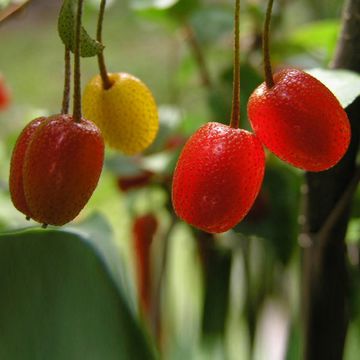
[248, 68, 351, 172]
[9, 114, 104, 226]
[172, 122, 265, 233]
[0, 75, 11, 111]
[133, 214, 158, 317]
[117, 170, 153, 192]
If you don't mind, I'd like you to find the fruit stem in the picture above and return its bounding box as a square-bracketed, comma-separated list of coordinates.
[230, 0, 241, 129]
[61, 46, 71, 114]
[183, 22, 212, 89]
[97, 0, 112, 90]
[73, 0, 83, 123]
[263, 0, 275, 88]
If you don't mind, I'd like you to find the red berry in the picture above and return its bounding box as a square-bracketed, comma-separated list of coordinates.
[248, 68, 351, 172]
[9, 114, 104, 226]
[0, 76, 11, 111]
[9, 117, 47, 218]
[164, 134, 187, 151]
[172, 122, 265, 233]
[117, 170, 153, 192]
[133, 214, 158, 316]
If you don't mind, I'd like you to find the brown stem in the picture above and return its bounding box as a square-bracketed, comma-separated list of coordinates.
[97, 0, 112, 90]
[183, 23, 212, 89]
[72, 0, 84, 122]
[302, 1, 360, 358]
[230, 0, 241, 129]
[317, 166, 360, 247]
[263, 0, 275, 88]
[61, 47, 71, 114]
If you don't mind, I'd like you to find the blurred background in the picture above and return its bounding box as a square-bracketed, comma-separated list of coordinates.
[0, 0, 359, 359]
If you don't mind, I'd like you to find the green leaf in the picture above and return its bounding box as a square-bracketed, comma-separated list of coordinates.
[190, 6, 233, 45]
[58, 0, 104, 57]
[289, 20, 339, 62]
[0, 217, 156, 360]
[306, 68, 360, 108]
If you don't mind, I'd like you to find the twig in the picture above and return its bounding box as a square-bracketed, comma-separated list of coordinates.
[183, 22, 212, 89]
[317, 166, 360, 247]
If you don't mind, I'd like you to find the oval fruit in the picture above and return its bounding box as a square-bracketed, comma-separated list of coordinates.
[172, 122, 265, 233]
[9, 114, 104, 226]
[248, 68, 351, 172]
[83, 72, 159, 155]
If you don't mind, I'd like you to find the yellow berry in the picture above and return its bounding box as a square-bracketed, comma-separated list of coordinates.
[83, 73, 159, 155]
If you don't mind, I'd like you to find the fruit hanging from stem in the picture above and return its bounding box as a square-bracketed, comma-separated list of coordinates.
[171, 0, 265, 233]
[247, 0, 351, 172]
[82, 0, 159, 155]
[10, 114, 104, 226]
[9, 0, 105, 227]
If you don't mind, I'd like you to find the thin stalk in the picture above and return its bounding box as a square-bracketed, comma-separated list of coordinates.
[263, 0, 275, 88]
[183, 22, 212, 89]
[230, 0, 241, 129]
[97, 0, 112, 89]
[73, 0, 84, 122]
[61, 46, 71, 114]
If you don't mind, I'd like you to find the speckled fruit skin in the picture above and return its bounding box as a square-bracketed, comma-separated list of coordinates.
[172, 122, 265, 233]
[248, 68, 351, 172]
[83, 72, 159, 155]
[9, 114, 104, 226]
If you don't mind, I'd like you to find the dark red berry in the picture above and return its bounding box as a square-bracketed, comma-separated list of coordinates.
[117, 170, 153, 192]
[172, 122, 265, 233]
[9, 114, 104, 226]
[248, 68, 351, 172]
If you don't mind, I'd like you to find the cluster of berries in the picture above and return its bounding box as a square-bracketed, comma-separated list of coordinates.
[9, 1, 159, 227]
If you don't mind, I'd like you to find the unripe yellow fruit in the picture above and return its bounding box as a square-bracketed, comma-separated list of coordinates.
[83, 73, 159, 155]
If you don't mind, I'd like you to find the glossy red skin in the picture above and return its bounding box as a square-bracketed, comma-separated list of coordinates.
[9, 114, 104, 226]
[9, 117, 47, 217]
[133, 214, 158, 317]
[172, 122, 265, 233]
[248, 68, 351, 172]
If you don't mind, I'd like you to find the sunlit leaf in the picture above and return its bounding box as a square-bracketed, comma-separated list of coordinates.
[306, 68, 360, 108]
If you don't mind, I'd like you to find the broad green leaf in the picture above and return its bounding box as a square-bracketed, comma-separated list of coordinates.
[306, 68, 360, 108]
[58, 0, 104, 57]
[0, 217, 156, 360]
[288, 20, 339, 62]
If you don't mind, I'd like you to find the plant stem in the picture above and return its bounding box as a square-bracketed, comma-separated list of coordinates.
[230, 0, 241, 129]
[183, 22, 212, 89]
[61, 47, 71, 114]
[73, 0, 83, 122]
[263, 0, 275, 88]
[97, 0, 112, 90]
